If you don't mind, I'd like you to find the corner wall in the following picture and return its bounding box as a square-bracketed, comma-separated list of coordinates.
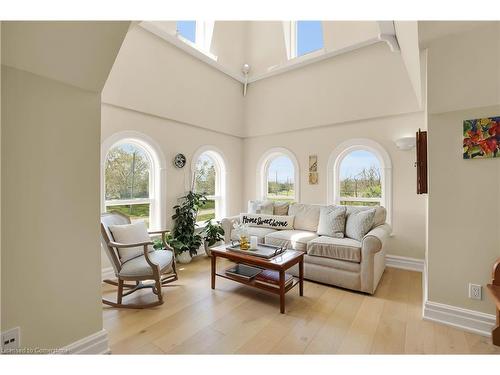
[426, 23, 500, 316]
[1, 66, 103, 349]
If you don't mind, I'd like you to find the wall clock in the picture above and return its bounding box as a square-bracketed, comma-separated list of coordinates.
[173, 153, 187, 168]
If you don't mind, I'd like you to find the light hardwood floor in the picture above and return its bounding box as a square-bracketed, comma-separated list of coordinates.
[103, 256, 500, 354]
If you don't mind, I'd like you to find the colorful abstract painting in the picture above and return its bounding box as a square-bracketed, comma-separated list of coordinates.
[463, 116, 500, 159]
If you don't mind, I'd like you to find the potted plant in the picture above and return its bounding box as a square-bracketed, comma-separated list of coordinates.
[166, 191, 207, 264]
[202, 219, 225, 256]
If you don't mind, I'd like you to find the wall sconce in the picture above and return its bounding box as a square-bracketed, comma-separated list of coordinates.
[395, 136, 416, 151]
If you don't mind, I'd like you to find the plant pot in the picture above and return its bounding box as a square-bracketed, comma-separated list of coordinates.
[176, 252, 192, 264]
[204, 240, 223, 256]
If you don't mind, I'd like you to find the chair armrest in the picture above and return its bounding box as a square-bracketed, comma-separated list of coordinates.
[108, 240, 153, 248]
[148, 229, 169, 235]
[221, 215, 240, 243]
[361, 223, 391, 256]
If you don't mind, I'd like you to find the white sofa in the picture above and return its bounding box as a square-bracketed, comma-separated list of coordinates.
[221, 202, 391, 294]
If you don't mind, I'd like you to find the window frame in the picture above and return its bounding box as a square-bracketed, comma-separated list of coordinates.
[101, 131, 167, 230]
[176, 20, 215, 56]
[257, 147, 300, 203]
[191, 146, 228, 224]
[327, 138, 392, 226]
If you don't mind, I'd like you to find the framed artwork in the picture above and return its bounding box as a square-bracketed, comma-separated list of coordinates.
[308, 155, 318, 184]
[309, 155, 317, 172]
[463, 116, 500, 159]
[309, 172, 318, 185]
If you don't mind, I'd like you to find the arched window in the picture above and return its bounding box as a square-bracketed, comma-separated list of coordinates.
[328, 139, 392, 224]
[102, 132, 166, 230]
[192, 147, 227, 222]
[257, 148, 300, 203]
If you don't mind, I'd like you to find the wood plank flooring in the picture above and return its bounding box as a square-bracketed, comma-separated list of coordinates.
[103, 256, 500, 354]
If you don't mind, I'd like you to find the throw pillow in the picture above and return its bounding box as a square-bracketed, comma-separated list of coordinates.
[273, 201, 290, 216]
[108, 221, 153, 262]
[239, 213, 294, 230]
[259, 200, 274, 215]
[345, 208, 376, 241]
[317, 205, 347, 238]
[247, 200, 274, 215]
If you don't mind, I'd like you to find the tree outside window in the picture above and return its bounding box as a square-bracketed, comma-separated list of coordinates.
[105, 143, 152, 226]
[339, 150, 382, 206]
[266, 155, 295, 203]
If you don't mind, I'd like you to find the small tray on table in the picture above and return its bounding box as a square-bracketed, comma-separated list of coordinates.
[226, 242, 286, 259]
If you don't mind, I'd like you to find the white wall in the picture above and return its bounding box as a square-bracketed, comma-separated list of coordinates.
[243, 111, 427, 259]
[103, 25, 245, 137]
[244, 42, 421, 137]
[426, 23, 500, 314]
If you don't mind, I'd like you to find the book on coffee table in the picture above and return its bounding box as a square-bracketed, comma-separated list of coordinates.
[254, 269, 294, 288]
[224, 264, 263, 281]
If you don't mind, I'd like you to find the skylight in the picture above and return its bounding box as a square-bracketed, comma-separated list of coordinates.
[296, 21, 324, 57]
[176, 20, 196, 43]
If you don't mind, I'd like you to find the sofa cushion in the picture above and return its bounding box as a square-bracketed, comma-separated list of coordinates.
[345, 208, 376, 241]
[288, 203, 322, 232]
[240, 213, 294, 230]
[119, 250, 173, 277]
[317, 205, 347, 238]
[231, 227, 277, 243]
[307, 236, 362, 263]
[346, 205, 386, 229]
[304, 254, 361, 273]
[273, 201, 290, 216]
[265, 230, 319, 252]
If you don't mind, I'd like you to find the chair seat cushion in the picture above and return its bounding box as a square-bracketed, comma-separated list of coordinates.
[265, 230, 319, 252]
[119, 250, 174, 278]
[231, 227, 277, 243]
[307, 236, 362, 263]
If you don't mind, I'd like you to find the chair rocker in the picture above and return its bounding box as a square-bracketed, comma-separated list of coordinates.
[100, 211, 178, 309]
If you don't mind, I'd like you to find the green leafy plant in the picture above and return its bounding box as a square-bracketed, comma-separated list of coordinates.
[203, 219, 225, 247]
[167, 191, 207, 257]
[153, 238, 165, 250]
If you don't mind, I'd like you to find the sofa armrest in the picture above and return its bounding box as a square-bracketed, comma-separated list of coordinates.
[359, 223, 391, 294]
[221, 215, 240, 243]
[361, 223, 391, 256]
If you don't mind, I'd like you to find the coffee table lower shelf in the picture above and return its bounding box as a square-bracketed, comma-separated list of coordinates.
[215, 272, 300, 295]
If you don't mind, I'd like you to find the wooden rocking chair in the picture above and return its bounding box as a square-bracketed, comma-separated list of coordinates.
[100, 211, 178, 309]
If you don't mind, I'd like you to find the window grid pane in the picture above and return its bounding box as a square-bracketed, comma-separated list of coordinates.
[177, 20, 196, 43]
[197, 198, 216, 223]
[296, 21, 324, 57]
[339, 150, 382, 199]
[106, 203, 151, 227]
[105, 143, 150, 201]
[194, 153, 216, 196]
[266, 156, 295, 201]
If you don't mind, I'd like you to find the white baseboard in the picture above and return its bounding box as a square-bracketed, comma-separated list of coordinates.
[102, 267, 115, 281]
[423, 300, 496, 337]
[386, 255, 424, 272]
[60, 329, 110, 354]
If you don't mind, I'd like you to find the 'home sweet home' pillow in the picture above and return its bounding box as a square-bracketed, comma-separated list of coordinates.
[239, 213, 294, 230]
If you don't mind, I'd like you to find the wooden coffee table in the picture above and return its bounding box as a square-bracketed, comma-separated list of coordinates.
[209, 244, 304, 313]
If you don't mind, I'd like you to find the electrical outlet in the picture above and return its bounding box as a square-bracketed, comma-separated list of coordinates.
[1, 327, 21, 353]
[469, 283, 482, 300]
